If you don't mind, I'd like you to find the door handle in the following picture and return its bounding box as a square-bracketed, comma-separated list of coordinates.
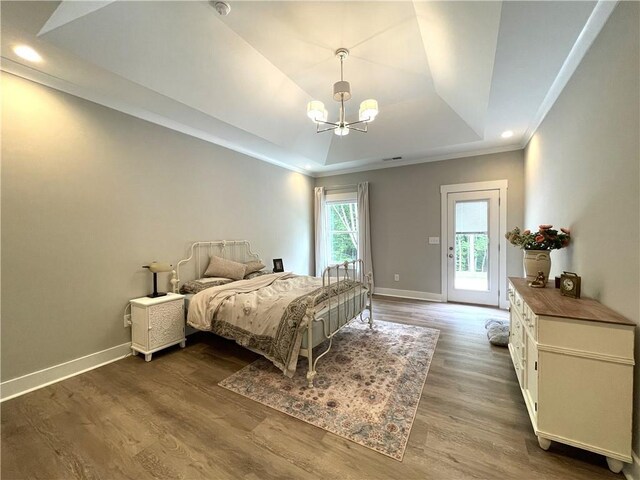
[448, 254, 454, 258]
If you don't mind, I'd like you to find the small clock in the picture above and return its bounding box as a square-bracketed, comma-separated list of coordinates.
[560, 271, 581, 298]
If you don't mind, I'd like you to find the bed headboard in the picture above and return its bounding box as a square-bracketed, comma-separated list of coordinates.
[171, 240, 261, 293]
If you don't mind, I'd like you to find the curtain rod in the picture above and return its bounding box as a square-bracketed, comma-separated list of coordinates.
[324, 183, 358, 191]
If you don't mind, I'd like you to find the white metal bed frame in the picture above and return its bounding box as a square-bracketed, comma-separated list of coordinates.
[171, 240, 373, 387]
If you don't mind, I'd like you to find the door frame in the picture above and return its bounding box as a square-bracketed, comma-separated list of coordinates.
[440, 180, 508, 309]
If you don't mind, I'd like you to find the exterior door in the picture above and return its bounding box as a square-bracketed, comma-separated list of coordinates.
[446, 190, 500, 306]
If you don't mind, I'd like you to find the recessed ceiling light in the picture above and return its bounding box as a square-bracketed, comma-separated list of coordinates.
[13, 45, 42, 63]
[501, 130, 514, 139]
[305, 164, 312, 169]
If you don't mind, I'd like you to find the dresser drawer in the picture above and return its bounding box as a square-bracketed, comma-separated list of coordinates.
[538, 317, 634, 359]
[523, 304, 538, 340]
[512, 288, 524, 316]
[515, 360, 524, 388]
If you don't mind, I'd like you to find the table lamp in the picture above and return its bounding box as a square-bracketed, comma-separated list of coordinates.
[143, 262, 173, 298]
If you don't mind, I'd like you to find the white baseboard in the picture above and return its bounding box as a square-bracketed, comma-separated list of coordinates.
[374, 287, 443, 302]
[0, 342, 132, 402]
[624, 450, 640, 480]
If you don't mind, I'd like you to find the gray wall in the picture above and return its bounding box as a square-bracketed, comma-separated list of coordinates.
[523, 2, 640, 458]
[1, 72, 314, 382]
[315, 150, 525, 295]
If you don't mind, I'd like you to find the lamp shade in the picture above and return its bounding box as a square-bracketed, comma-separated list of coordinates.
[147, 262, 173, 273]
[307, 101, 327, 122]
[359, 99, 379, 122]
[333, 80, 352, 101]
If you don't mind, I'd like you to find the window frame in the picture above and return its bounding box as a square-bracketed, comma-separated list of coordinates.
[325, 191, 359, 266]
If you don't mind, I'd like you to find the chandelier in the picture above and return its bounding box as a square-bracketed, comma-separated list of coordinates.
[306, 48, 379, 136]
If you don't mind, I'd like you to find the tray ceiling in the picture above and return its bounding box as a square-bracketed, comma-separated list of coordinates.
[1, 1, 612, 175]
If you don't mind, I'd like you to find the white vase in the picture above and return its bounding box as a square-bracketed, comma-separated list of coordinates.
[523, 250, 551, 282]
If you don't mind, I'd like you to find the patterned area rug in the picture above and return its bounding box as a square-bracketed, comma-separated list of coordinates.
[219, 320, 439, 461]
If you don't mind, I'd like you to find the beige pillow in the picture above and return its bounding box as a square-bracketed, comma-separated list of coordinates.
[244, 260, 266, 276]
[204, 256, 247, 280]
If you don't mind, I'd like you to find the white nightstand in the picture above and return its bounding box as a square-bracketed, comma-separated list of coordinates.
[130, 293, 186, 361]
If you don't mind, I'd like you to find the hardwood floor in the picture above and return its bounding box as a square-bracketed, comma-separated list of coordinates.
[1, 296, 623, 479]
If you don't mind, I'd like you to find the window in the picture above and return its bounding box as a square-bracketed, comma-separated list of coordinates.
[325, 192, 358, 265]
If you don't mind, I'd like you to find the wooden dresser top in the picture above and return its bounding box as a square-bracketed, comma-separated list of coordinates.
[508, 277, 635, 326]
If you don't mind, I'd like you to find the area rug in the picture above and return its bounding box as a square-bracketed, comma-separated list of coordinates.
[219, 320, 439, 461]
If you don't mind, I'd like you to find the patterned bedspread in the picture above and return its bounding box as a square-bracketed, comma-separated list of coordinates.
[187, 272, 360, 376]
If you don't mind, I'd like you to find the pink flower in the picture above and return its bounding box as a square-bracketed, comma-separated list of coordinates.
[535, 235, 544, 243]
[562, 238, 570, 246]
[539, 224, 553, 230]
[523, 229, 531, 235]
[560, 227, 570, 234]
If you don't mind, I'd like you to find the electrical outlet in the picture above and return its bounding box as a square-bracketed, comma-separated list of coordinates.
[394, 274, 400, 282]
[124, 314, 131, 328]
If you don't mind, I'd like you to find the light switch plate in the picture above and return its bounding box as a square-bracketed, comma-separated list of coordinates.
[428, 237, 440, 245]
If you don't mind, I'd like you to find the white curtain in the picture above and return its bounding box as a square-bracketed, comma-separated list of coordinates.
[314, 187, 328, 276]
[357, 182, 374, 289]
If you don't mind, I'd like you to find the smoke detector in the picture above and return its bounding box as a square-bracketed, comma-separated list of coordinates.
[211, 1, 230, 16]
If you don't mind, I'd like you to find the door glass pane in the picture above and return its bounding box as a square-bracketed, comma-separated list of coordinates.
[454, 200, 489, 291]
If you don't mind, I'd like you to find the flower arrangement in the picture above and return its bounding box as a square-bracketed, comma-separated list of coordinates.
[505, 225, 571, 250]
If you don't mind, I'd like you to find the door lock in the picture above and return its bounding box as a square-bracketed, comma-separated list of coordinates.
[449, 246, 454, 250]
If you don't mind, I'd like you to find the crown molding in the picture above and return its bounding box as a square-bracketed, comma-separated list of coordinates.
[311, 144, 522, 178]
[522, 0, 618, 148]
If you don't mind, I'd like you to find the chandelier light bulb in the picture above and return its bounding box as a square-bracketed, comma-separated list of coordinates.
[359, 99, 379, 122]
[307, 101, 327, 123]
[334, 125, 350, 136]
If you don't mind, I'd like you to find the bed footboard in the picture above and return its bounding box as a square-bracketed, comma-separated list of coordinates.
[300, 260, 372, 388]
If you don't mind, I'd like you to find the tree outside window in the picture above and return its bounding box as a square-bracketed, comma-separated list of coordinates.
[454, 233, 488, 272]
[326, 201, 358, 264]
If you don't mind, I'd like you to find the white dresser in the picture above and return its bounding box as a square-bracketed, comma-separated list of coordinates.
[130, 293, 186, 362]
[508, 278, 635, 474]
